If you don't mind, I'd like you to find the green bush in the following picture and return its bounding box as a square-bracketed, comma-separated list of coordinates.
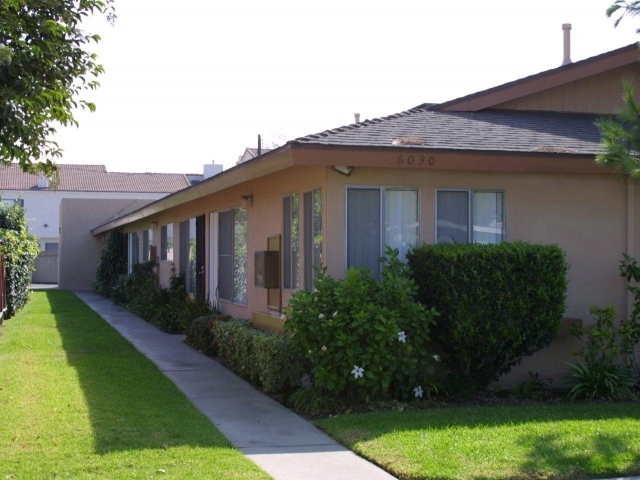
[285, 247, 439, 402]
[407, 241, 568, 396]
[566, 305, 637, 401]
[618, 254, 640, 375]
[211, 319, 306, 393]
[0, 199, 39, 318]
[186, 313, 231, 356]
[94, 228, 127, 297]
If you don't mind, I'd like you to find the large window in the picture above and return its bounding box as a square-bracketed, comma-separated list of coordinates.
[128, 231, 140, 273]
[436, 190, 505, 244]
[283, 194, 299, 290]
[304, 188, 322, 290]
[218, 207, 247, 304]
[142, 229, 153, 261]
[346, 187, 418, 278]
[161, 224, 174, 261]
[179, 218, 197, 294]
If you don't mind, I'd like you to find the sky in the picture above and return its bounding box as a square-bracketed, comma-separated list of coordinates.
[52, 0, 640, 175]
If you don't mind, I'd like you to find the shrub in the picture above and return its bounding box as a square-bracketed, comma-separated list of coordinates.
[285, 247, 439, 402]
[211, 319, 306, 393]
[186, 313, 231, 356]
[0, 199, 39, 318]
[407, 241, 568, 396]
[94, 228, 127, 297]
[618, 254, 640, 375]
[566, 305, 637, 401]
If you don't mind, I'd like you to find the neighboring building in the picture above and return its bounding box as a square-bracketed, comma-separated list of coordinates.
[237, 147, 272, 165]
[0, 164, 197, 283]
[87, 40, 640, 383]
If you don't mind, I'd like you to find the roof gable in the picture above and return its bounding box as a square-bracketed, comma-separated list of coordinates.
[431, 43, 639, 112]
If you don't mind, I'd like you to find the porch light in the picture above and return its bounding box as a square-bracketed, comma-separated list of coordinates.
[333, 166, 354, 176]
[241, 194, 253, 208]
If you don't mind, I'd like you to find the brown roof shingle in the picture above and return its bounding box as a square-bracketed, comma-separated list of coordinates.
[0, 164, 192, 193]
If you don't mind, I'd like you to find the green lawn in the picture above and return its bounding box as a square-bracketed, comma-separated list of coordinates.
[317, 402, 640, 480]
[0, 290, 270, 479]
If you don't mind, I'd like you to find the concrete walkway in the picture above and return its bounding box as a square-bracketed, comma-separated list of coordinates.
[75, 291, 396, 480]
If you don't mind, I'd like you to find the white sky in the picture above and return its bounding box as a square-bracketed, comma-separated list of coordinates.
[52, 0, 640, 175]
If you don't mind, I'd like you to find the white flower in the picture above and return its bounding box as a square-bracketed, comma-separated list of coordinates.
[332, 311, 338, 318]
[398, 331, 406, 343]
[432, 354, 441, 362]
[319, 313, 325, 319]
[280, 313, 287, 321]
[351, 365, 364, 379]
[321, 346, 327, 351]
[414, 386, 424, 398]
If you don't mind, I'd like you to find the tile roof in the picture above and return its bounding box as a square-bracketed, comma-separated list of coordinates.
[0, 164, 192, 192]
[291, 108, 603, 155]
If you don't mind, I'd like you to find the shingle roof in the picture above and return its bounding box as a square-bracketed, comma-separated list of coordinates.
[291, 108, 603, 155]
[0, 164, 192, 192]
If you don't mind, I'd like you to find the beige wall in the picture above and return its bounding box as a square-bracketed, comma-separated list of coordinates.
[493, 63, 640, 114]
[104, 163, 635, 382]
[59, 199, 153, 290]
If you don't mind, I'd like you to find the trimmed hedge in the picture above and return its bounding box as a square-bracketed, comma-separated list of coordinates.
[0, 200, 39, 318]
[186, 313, 231, 356]
[407, 241, 568, 395]
[211, 319, 306, 393]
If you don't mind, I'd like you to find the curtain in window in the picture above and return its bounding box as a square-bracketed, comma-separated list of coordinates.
[437, 191, 469, 244]
[384, 189, 418, 262]
[347, 188, 381, 278]
[472, 192, 505, 244]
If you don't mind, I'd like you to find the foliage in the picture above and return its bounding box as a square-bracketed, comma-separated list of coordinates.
[0, 0, 115, 176]
[618, 253, 640, 374]
[607, 1, 640, 31]
[288, 387, 345, 416]
[512, 371, 553, 401]
[596, 80, 640, 178]
[93, 228, 127, 297]
[407, 241, 568, 396]
[178, 295, 219, 333]
[285, 247, 439, 402]
[566, 305, 637, 401]
[185, 313, 230, 356]
[211, 319, 306, 393]
[0, 198, 39, 318]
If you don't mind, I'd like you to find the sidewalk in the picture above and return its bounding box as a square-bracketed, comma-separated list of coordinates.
[75, 291, 396, 480]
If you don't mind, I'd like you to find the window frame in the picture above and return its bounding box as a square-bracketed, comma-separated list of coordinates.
[434, 188, 507, 244]
[160, 223, 174, 262]
[282, 193, 300, 291]
[218, 207, 248, 306]
[344, 185, 420, 278]
[303, 187, 323, 290]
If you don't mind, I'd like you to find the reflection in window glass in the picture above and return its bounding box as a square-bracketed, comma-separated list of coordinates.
[436, 190, 505, 244]
[473, 192, 505, 244]
[384, 189, 418, 262]
[161, 224, 174, 261]
[233, 207, 247, 304]
[283, 194, 299, 290]
[188, 217, 197, 294]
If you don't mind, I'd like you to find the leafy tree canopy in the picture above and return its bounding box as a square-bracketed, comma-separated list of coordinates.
[0, 0, 114, 177]
[596, 2, 640, 176]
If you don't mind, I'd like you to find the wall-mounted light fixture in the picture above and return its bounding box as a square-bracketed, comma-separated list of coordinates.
[151, 221, 158, 229]
[241, 194, 254, 208]
[333, 166, 354, 176]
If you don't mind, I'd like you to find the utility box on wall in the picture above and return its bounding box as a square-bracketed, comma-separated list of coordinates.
[254, 251, 279, 288]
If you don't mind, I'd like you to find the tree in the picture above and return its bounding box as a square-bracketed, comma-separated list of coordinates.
[0, 0, 114, 177]
[596, 2, 640, 174]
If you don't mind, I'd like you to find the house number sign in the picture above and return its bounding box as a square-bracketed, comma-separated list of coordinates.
[396, 154, 435, 166]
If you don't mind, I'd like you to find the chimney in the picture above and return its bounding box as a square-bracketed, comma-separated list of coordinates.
[36, 176, 49, 189]
[562, 23, 572, 66]
[354, 113, 360, 124]
[257, 134, 261, 157]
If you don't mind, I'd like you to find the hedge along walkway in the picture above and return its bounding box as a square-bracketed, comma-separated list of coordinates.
[75, 291, 396, 480]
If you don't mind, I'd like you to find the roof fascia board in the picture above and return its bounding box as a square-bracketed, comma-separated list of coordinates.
[91, 147, 294, 235]
[433, 44, 639, 112]
[291, 144, 604, 174]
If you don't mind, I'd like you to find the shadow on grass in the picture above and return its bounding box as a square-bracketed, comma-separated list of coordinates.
[46, 290, 230, 454]
[318, 395, 640, 478]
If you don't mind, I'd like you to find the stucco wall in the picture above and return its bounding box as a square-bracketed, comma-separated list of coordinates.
[59, 198, 153, 290]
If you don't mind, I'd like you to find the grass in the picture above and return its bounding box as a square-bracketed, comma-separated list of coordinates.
[0, 290, 271, 479]
[317, 402, 640, 480]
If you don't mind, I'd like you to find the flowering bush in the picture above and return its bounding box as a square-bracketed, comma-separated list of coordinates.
[285, 247, 439, 402]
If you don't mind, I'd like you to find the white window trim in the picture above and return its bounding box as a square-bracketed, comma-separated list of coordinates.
[434, 188, 507, 244]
